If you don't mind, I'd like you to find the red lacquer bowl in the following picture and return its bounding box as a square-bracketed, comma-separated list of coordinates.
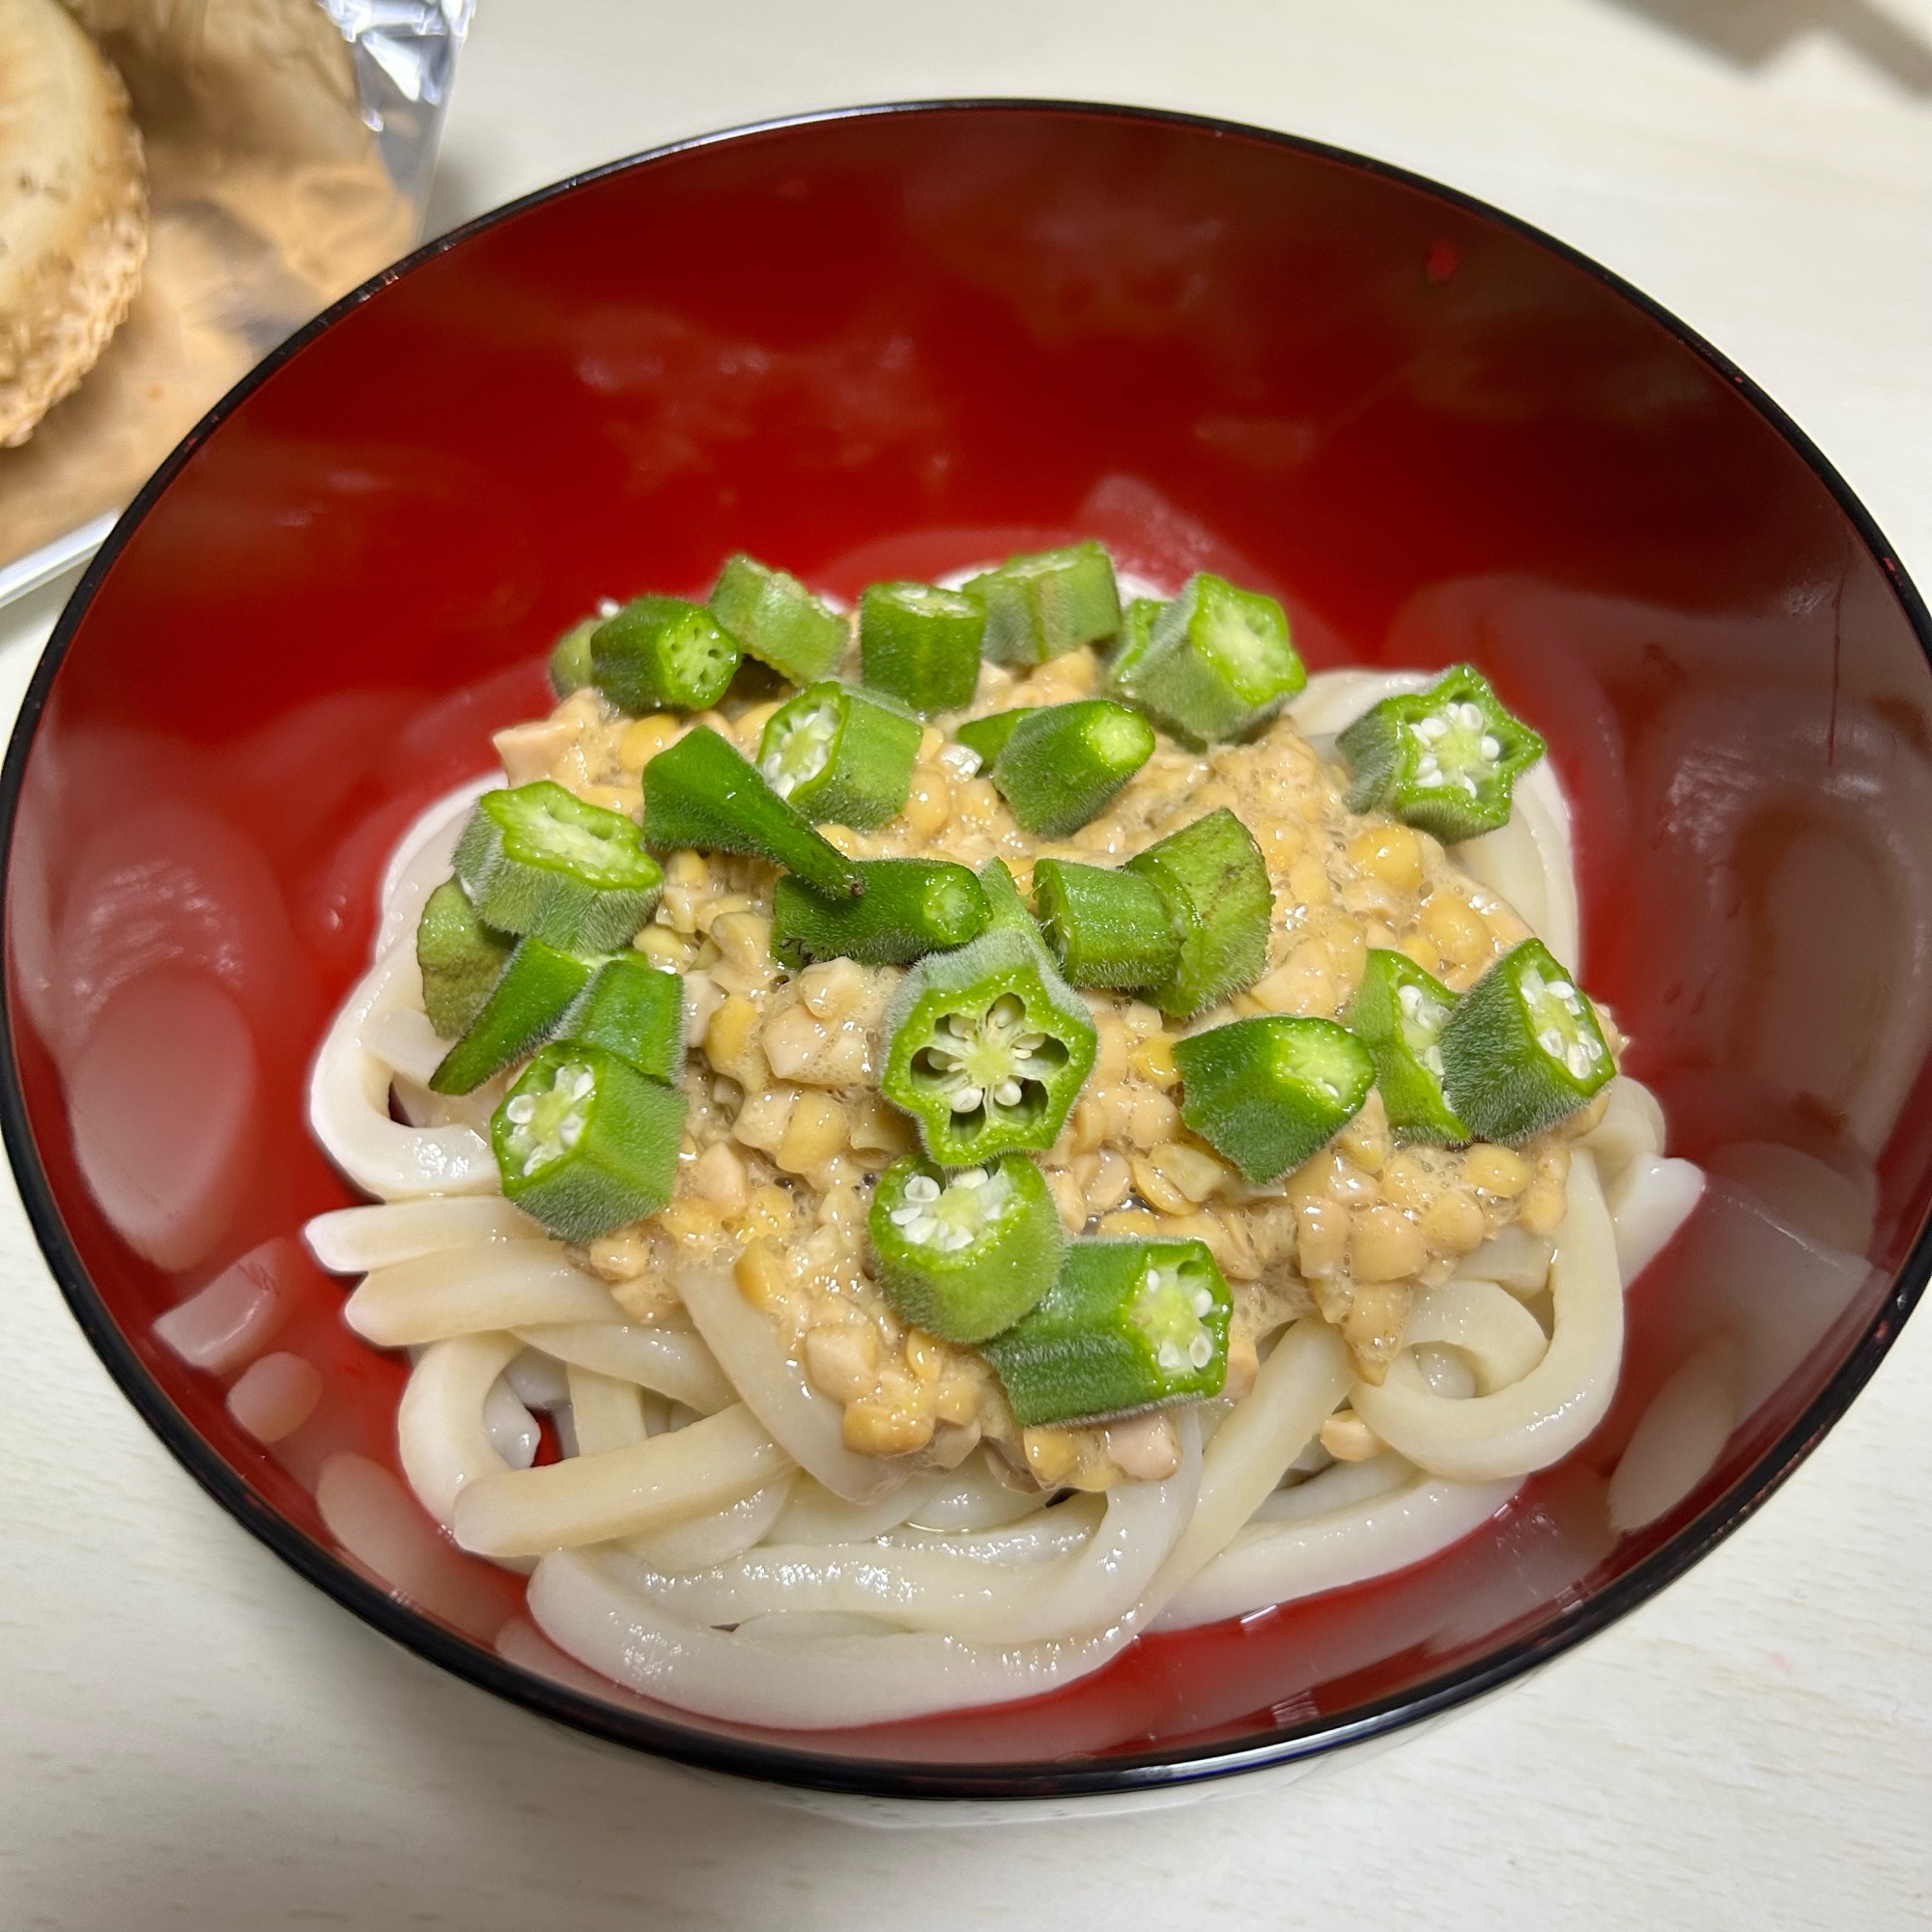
[5, 102, 1929, 1803]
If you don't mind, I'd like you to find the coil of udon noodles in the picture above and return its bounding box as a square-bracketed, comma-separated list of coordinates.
[305, 660, 1706, 1728]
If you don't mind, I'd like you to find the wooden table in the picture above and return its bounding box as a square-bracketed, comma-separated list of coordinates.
[4, 2, 1927, 1923]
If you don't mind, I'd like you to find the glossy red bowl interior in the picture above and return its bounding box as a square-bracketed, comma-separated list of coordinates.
[6, 102, 1929, 1801]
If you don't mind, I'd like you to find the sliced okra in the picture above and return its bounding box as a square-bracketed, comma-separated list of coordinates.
[981, 1236, 1233, 1426]
[868, 1153, 1065, 1343]
[591, 596, 740, 713]
[1437, 938, 1613, 1143]
[987, 700, 1155, 838]
[756, 681, 920, 830]
[1106, 572, 1303, 747]
[416, 877, 514, 1039]
[1122, 808, 1273, 1019]
[641, 726, 865, 900]
[859, 581, 984, 715]
[1336, 663, 1547, 842]
[880, 927, 1097, 1166]
[491, 1043, 686, 1243]
[707, 554, 848, 686]
[1346, 949, 1468, 1145]
[561, 952, 685, 1085]
[965, 542, 1122, 666]
[430, 935, 599, 1094]
[1172, 1016, 1375, 1185]
[976, 857, 1043, 940]
[772, 859, 988, 970]
[547, 617, 599, 698]
[453, 781, 663, 952]
[1031, 858, 1179, 991]
[952, 708, 1035, 772]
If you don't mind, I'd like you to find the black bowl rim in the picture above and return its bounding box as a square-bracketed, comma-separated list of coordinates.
[3, 98, 1928, 1804]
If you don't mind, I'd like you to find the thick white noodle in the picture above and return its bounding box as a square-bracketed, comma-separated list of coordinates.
[482, 1378, 540, 1467]
[359, 1006, 447, 1088]
[620, 1477, 797, 1575]
[906, 1451, 1054, 1532]
[375, 776, 499, 957]
[452, 1403, 790, 1558]
[1605, 1155, 1706, 1285]
[303, 1198, 543, 1274]
[510, 1321, 734, 1415]
[1287, 668, 1430, 738]
[1253, 1449, 1414, 1524]
[566, 1365, 650, 1457]
[881, 1496, 1106, 1567]
[308, 945, 496, 1201]
[1581, 1075, 1667, 1189]
[769, 1471, 947, 1546]
[1706, 1141, 1875, 1256]
[676, 1266, 910, 1504]
[1351, 1150, 1621, 1481]
[1606, 1340, 1744, 1533]
[344, 1243, 625, 1348]
[1452, 1222, 1556, 1296]
[1404, 1280, 1550, 1392]
[397, 1332, 523, 1526]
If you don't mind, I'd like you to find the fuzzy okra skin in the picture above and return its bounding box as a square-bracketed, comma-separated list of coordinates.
[708, 554, 849, 686]
[869, 1154, 1065, 1343]
[981, 1236, 1233, 1426]
[548, 616, 599, 698]
[491, 1042, 686, 1243]
[880, 926, 1097, 1166]
[429, 935, 599, 1094]
[1031, 858, 1179, 991]
[756, 681, 921, 830]
[562, 952, 685, 1084]
[772, 859, 989, 969]
[1122, 808, 1274, 1019]
[591, 596, 741, 713]
[416, 878, 514, 1038]
[642, 726, 866, 900]
[952, 708, 1034, 771]
[965, 542, 1122, 666]
[976, 857, 1043, 940]
[1107, 572, 1304, 747]
[1347, 948, 1469, 1145]
[859, 581, 984, 714]
[1173, 1016, 1375, 1185]
[1437, 938, 1613, 1143]
[1337, 663, 1546, 842]
[454, 782, 664, 953]
[987, 700, 1155, 838]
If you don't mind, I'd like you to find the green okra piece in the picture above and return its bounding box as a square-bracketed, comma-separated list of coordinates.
[1030, 858, 1179, 992]
[965, 542, 1122, 666]
[1437, 938, 1613, 1144]
[1346, 949, 1468, 1145]
[453, 781, 664, 952]
[708, 554, 848, 685]
[988, 700, 1155, 838]
[1172, 1016, 1376, 1186]
[975, 858, 1042, 941]
[641, 727, 865, 900]
[869, 1153, 1065, 1344]
[591, 596, 741, 714]
[561, 952, 685, 1085]
[772, 859, 988, 970]
[859, 581, 984, 715]
[416, 877, 514, 1039]
[1106, 572, 1304, 748]
[880, 926, 1097, 1167]
[430, 935, 599, 1095]
[1122, 808, 1273, 1019]
[981, 1236, 1233, 1427]
[952, 708, 1035, 771]
[756, 681, 921, 830]
[1336, 663, 1547, 843]
[548, 616, 600, 698]
[492, 1042, 686, 1243]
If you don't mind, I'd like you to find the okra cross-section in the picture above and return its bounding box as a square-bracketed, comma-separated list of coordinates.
[860, 581, 984, 715]
[416, 877, 514, 1039]
[772, 858, 988, 970]
[454, 781, 664, 953]
[1107, 572, 1304, 747]
[981, 1236, 1233, 1427]
[1172, 1016, 1375, 1185]
[880, 927, 1097, 1166]
[591, 595, 741, 714]
[1122, 808, 1273, 1019]
[1346, 948, 1468, 1145]
[429, 934, 598, 1095]
[1031, 858, 1179, 991]
[642, 726, 865, 900]
[987, 700, 1155, 838]
[868, 1153, 1065, 1343]
[490, 1042, 686, 1244]
[1336, 663, 1546, 843]
[1437, 937, 1613, 1144]
[756, 681, 921, 830]
[965, 542, 1122, 666]
[708, 553, 848, 686]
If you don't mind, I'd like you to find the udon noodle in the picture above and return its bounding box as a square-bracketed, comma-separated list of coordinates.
[305, 656, 1704, 1728]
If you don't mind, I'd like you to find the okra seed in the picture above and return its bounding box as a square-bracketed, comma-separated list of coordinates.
[903, 1175, 941, 1204]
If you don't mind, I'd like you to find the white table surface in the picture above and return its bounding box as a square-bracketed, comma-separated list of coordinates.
[4, 4, 1929, 1925]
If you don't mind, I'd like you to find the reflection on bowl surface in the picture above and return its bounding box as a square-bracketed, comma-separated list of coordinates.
[4, 102, 1928, 1799]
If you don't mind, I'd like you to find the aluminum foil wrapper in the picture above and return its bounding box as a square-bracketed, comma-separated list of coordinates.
[0, 0, 472, 592]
